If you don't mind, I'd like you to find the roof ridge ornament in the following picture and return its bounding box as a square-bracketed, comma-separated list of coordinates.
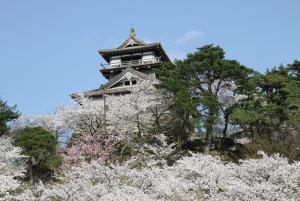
[130, 25, 136, 37]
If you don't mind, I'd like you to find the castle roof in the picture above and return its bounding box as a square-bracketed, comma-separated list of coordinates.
[70, 67, 158, 99]
[98, 28, 170, 62]
[70, 28, 169, 102]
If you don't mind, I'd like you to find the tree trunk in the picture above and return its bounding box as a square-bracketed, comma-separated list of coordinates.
[177, 135, 182, 148]
[206, 82, 214, 149]
[206, 126, 212, 145]
[136, 114, 142, 139]
[222, 114, 229, 138]
[28, 157, 33, 184]
[251, 126, 257, 142]
[203, 124, 213, 154]
[206, 108, 214, 145]
[154, 107, 160, 134]
[103, 94, 107, 136]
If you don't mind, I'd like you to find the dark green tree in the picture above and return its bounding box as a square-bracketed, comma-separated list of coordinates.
[158, 62, 195, 147]
[0, 98, 20, 135]
[287, 60, 300, 128]
[230, 62, 300, 160]
[158, 61, 198, 145]
[255, 64, 300, 139]
[187, 45, 253, 145]
[158, 44, 252, 146]
[14, 127, 62, 183]
[227, 67, 263, 139]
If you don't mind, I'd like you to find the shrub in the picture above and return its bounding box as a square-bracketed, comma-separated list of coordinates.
[13, 127, 61, 183]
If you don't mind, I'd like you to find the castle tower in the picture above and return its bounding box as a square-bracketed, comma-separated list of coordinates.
[71, 28, 170, 101]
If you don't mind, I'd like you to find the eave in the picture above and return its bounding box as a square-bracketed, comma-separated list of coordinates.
[100, 62, 161, 79]
[98, 43, 170, 63]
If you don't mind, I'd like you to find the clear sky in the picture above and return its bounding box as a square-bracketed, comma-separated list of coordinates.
[0, 0, 299, 115]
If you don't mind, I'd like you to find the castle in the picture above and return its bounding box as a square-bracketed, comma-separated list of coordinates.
[71, 28, 170, 103]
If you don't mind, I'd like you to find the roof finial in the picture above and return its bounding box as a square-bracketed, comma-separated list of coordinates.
[130, 25, 136, 37]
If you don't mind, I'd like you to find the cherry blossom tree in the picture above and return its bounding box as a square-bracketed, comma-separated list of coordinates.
[12, 96, 104, 143]
[11, 81, 170, 150]
[12, 105, 79, 133]
[2, 125, 300, 200]
[7, 80, 300, 201]
[17, 151, 299, 201]
[63, 134, 115, 167]
[0, 136, 26, 199]
[11, 84, 166, 166]
[106, 82, 170, 141]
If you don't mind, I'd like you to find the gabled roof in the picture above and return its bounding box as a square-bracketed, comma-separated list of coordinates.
[70, 67, 158, 99]
[98, 28, 170, 63]
[118, 27, 146, 49]
[100, 67, 158, 90]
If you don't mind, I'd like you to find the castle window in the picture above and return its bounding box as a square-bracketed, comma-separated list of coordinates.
[132, 80, 137, 85]
[112, 82, 122, 88]
[125, 81, 130, 86]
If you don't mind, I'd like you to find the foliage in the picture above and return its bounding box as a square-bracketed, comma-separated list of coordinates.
[157, 61, 198, 144]
[244, 137, 300, 161]
[115, 142, 133, 157]
[13, 127, 61, 182]
[63, 133, 115, 167]
[230, 61, 300, 155]
[158, 44, 299, 159]
[12, 81, 168, 147]
[4, 44, 300, 200]
[6, 151, 300, 201]
[106, 82, 168, 141]
[0, 98, 20, 135]
[158, 44, 254, 145]
[229, 62, 300, 160]
[0, 136, 26, 199]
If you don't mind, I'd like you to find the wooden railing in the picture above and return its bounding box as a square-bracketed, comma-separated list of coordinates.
[101, 57, 161, 69]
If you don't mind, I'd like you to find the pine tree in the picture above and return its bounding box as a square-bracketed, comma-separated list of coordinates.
[230, 62, 300, 160]
[0, 98, 20, 135]
[158, 44, 252, 146]
[13, 127, 61, 183]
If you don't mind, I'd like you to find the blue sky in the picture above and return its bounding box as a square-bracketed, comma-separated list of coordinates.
[0, 0, 299, 115]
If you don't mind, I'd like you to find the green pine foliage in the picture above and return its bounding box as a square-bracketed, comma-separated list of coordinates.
[157, 61, 198, 145]
[158, 44, 300, 160]
[158, 44, 253, 145]
[14, 127, 62, 182]
[0, 98, 20, 135]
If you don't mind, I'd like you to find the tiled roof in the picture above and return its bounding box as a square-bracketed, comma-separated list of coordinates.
[70, 67, 158, 99]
